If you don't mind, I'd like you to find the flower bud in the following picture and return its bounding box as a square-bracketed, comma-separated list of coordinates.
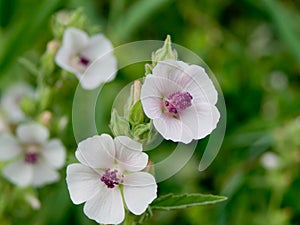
[110, 109, 130, 137]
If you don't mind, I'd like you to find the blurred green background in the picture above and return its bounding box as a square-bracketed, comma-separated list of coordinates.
[1, 0, 300, 225]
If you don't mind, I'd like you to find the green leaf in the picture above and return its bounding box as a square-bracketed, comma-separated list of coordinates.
[151, 193, 227, 210]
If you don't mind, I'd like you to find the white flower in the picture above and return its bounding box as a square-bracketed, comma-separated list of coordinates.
[55, 27, 117, 90]
[0, 122, 66, 187]
[0, 113, 8, 134]
[66, 134, 157, 225]
[260, 152, 280, 170]
[1, 83, 34, 123]
[140, 59, 220, 144]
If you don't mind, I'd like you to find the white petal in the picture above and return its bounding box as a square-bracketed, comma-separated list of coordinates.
[66, 163, 102, 204]
[3, 159, 33, 187]
[83, 186, 124, 225]
[181, 102, 220, 139]
[0, 133, 21, 160]
[114, 136, 148, 172]
[75, 134, 115, 169]
[31, 161, 60, 187]
[42, 139, 66, 168]
[140, 75, 181, 119]
[182, 65, 218, 105]
[1, 83, 34, 122]
[152, 60, 188, 79]
[153, 115, 194, 144]
[123, 172, 157, 215]
[81, 34, 114, 61]
[16, 122, 49, 144]
[55, 27, 89, 74]
[80, 52, 117, 90]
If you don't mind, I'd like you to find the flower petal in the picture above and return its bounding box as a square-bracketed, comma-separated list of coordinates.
[140, 75, 181, 119]
[16, 122, 49, 144]
[3, 159, 33, 187]
[55, 27, 89, 74]
[75, 134, 115, 169]
[182, 65, 218, 105]
[31, 161, 59, 187]
[42, 139, 66, 169]
[180, 102, 220, 139]
[0, 133, 21, 160]
[114, 136, 148, 172]
[66, 163, 102, 204]
[80, 52, 117, 90]
[1, 83, 34, 122]
[153, 115, 194, 144]
[81, 34, 114, 61]
[152, 60, 189, 79]
[123, 172, 157, 215]
[83, 186, 124, 225]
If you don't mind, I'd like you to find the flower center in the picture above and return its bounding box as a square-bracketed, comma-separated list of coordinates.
[25, 152, 38, 164]
[24, 144, 40, 164]
[79, 55, 90, 66]
[164, 91, 193, 115]
[100, 168, 124, 189]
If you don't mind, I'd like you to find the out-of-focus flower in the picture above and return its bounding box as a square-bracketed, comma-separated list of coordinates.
[0, 122, 66, 187]
[260, 152, 280, 170]
[66, 134, 157, 224]
[0, 113, 8, 134]
[55, 27, 117, 89]
[140, 59, 220, 144]
[1, 83, 34, 123]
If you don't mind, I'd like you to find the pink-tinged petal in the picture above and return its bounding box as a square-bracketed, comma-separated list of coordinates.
[80, 52, 117, 90]
[141, 75, 182, 120]
[114, 136, 148, 172]
[141, 74, 180, 99]
[31, 162, 59, 187]
[83, 186, 124, 225]
[152, 60, 188, 79]
[153, 115, 194, 144]
[76, 134, 115, 169]
[16, 122, 49, 144]
[0, 133, 21, 160]
[181, 102, 220, 139]
[42, 139, 66, 169]
[66, 163, 101, 204]
[182, 65, 218, 105]
[55, 27, 89, 73]
[123, 172, 157, 215]
[3, 159, 33, 187]
[81, 34, 114, 61]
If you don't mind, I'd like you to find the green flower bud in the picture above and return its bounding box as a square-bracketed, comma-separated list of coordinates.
[129, 100, 145, 126]
[38, 86, 52, 111]
[20, 96, 37, 117]
[151, 35, 178, 67]
[110, 108, 130, 137]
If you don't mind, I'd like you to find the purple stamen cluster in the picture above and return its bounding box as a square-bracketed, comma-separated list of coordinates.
[79, 56, 90, 66]
[25, 152, 38, 164]
[164, 91, 193, 114]
[100, 168, 123, 189]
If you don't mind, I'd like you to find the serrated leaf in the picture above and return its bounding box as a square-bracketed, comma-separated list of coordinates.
[151, 193, 227, 210]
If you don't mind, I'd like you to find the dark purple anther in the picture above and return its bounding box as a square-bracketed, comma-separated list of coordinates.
[25, 152, 38, 164]
[164, 91, 193, 115]
[100, 168, 122, 188]
[79, 56, 90, 66]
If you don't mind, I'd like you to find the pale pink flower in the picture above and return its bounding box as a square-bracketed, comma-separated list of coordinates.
[140, 59, 220, 144]
[0, 122, 66, 187]
[66, 134, 157, 224]
[55, 27, 117, 89]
